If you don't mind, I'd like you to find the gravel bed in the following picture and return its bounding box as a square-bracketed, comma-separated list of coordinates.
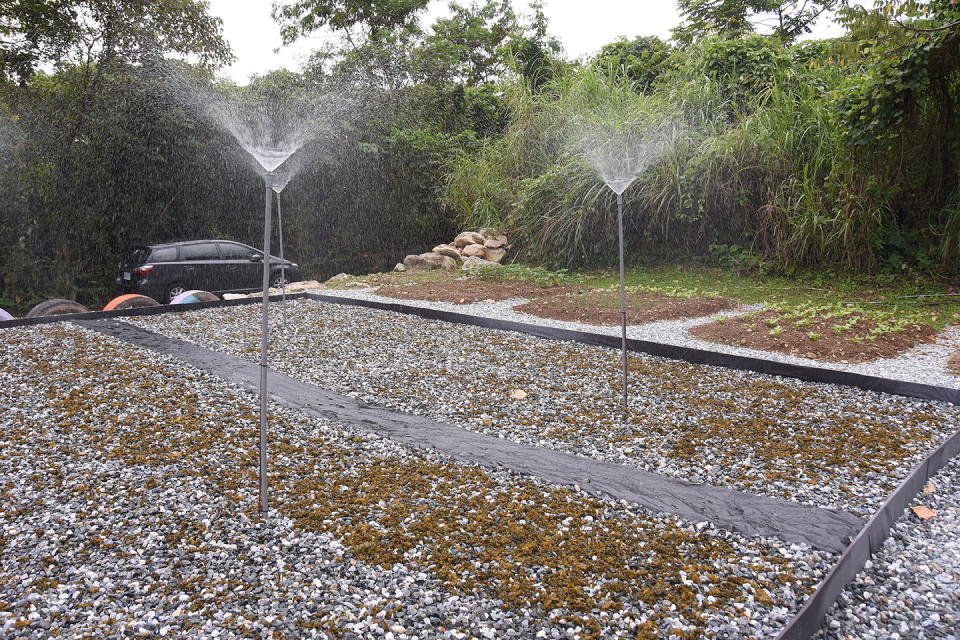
[324, 287, 960, 390]
[1, 323, 832, 638]
[817, 456, 960, 640]
[125, 299, 960, 518]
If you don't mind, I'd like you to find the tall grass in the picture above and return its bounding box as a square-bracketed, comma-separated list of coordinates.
[442, 37, 959, 275]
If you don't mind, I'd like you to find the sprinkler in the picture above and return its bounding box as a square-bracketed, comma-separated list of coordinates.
[583, 117, 672, 419]
[602, 182, 634, 417]
[160, 63, 352, 519]
[258, 171, 273, 517]
[276, 192, 286, 327]
[616, 192, 628, 415]
[271, 173, 293, 328]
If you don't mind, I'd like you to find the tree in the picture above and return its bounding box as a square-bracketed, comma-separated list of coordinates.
[593, 36, 671, 91]
[273, 0, 431, 45]
[506, 0, 563, 92]
[0, 0, 78, 80]
[0, 0, 232, 81]
[673, 0, 841, 44]
[414, 0, 520, 86]
[835, 1, 960, 147]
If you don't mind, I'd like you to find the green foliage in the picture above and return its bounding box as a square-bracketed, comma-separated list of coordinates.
[674, 0, 840, 44]
[417, 0, 520, 86]
[466, 263, 583, 285]
[6, 0, 960, 312]
[0, 0, 232, 80]
[593, 36, 672, 91]
[442, 35, 960, 274]
[697, 35, 791, 104]
[507, 1, 563, 92]
[828, 1, 960, 269]
[674, 0, 757, 42]
[0, 0, 77, 80]
[835, 2, 960, 146]
[273, 0, 431, 43]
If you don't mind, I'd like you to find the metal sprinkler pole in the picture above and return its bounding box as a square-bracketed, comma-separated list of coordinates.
[276, 191, 287, 328]
[258, 171, 273, 517]
[617, 192, 628, 415]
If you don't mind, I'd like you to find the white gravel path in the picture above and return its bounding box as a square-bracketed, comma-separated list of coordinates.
[318, 286, 960, 640]
[5, 287, 959, 640]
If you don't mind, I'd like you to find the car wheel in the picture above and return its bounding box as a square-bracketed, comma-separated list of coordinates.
[166, 283, 187, 303]
[270, 271, 289, 289]
[25, 299, 90, 318]
[171, 290, 219, 304]
[103, 294, 160, 311]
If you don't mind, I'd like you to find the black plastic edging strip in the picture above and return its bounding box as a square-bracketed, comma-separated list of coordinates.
[0, 293, 308, 330]
[305, 293, 960, 406]
[775, 426, 960, 639]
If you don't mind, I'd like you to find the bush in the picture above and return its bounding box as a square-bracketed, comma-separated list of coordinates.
[442, 39, 954, 274]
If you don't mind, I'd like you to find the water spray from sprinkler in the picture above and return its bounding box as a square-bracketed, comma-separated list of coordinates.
[159, 63, 364, 517]
[574, 112, 672, 418]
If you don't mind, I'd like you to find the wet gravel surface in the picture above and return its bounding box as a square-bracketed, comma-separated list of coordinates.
[325, 287, 960, 390]
[126, 300, 960, 518]
[817, 456, 960, 640]
[0, 323, 832, 639]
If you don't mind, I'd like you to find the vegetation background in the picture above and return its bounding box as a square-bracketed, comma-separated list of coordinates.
[1, 0, 959, 313]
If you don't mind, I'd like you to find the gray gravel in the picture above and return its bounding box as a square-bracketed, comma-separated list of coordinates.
[314, 286, 960, 640]
[816, 456, 960, 640]
[323, 287, 960, 390]
[1, 322, 832, 638]
[126, 299, 960, 518]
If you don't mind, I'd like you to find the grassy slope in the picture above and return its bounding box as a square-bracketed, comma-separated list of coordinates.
[580, 264, 960, 334]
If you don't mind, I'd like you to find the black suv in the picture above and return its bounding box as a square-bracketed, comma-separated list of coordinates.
[118, 240, 300, 303]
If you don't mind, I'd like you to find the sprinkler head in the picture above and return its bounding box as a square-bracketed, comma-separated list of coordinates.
[263, 171, 274, 188]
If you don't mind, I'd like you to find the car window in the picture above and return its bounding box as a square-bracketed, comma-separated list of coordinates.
[181, 243, 219, 261]
[219, 243, 257, 260]
[149, 247, 178, 263]
[125, 247, 151, 266]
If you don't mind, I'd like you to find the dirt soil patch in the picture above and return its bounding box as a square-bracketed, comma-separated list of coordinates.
[376, 278, 736, 325]
[515, 289, 736, 326]
[690, 310, 937, 363]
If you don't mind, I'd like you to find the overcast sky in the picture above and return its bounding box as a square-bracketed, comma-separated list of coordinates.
[206, 0, 849, 84]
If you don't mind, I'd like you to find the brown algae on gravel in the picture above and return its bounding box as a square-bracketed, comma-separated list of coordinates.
[1, 324, 826, 637]
[126, 300, 960, 515]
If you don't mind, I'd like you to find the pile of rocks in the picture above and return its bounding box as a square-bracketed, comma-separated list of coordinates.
[397, 230, 510, 272]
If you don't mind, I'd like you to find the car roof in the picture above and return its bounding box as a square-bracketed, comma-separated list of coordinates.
[145, 239, 250, 249]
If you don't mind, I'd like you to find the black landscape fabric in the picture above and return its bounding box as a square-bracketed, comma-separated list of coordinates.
[4, 296, 958, 638]
[79, 318, 863, 553]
